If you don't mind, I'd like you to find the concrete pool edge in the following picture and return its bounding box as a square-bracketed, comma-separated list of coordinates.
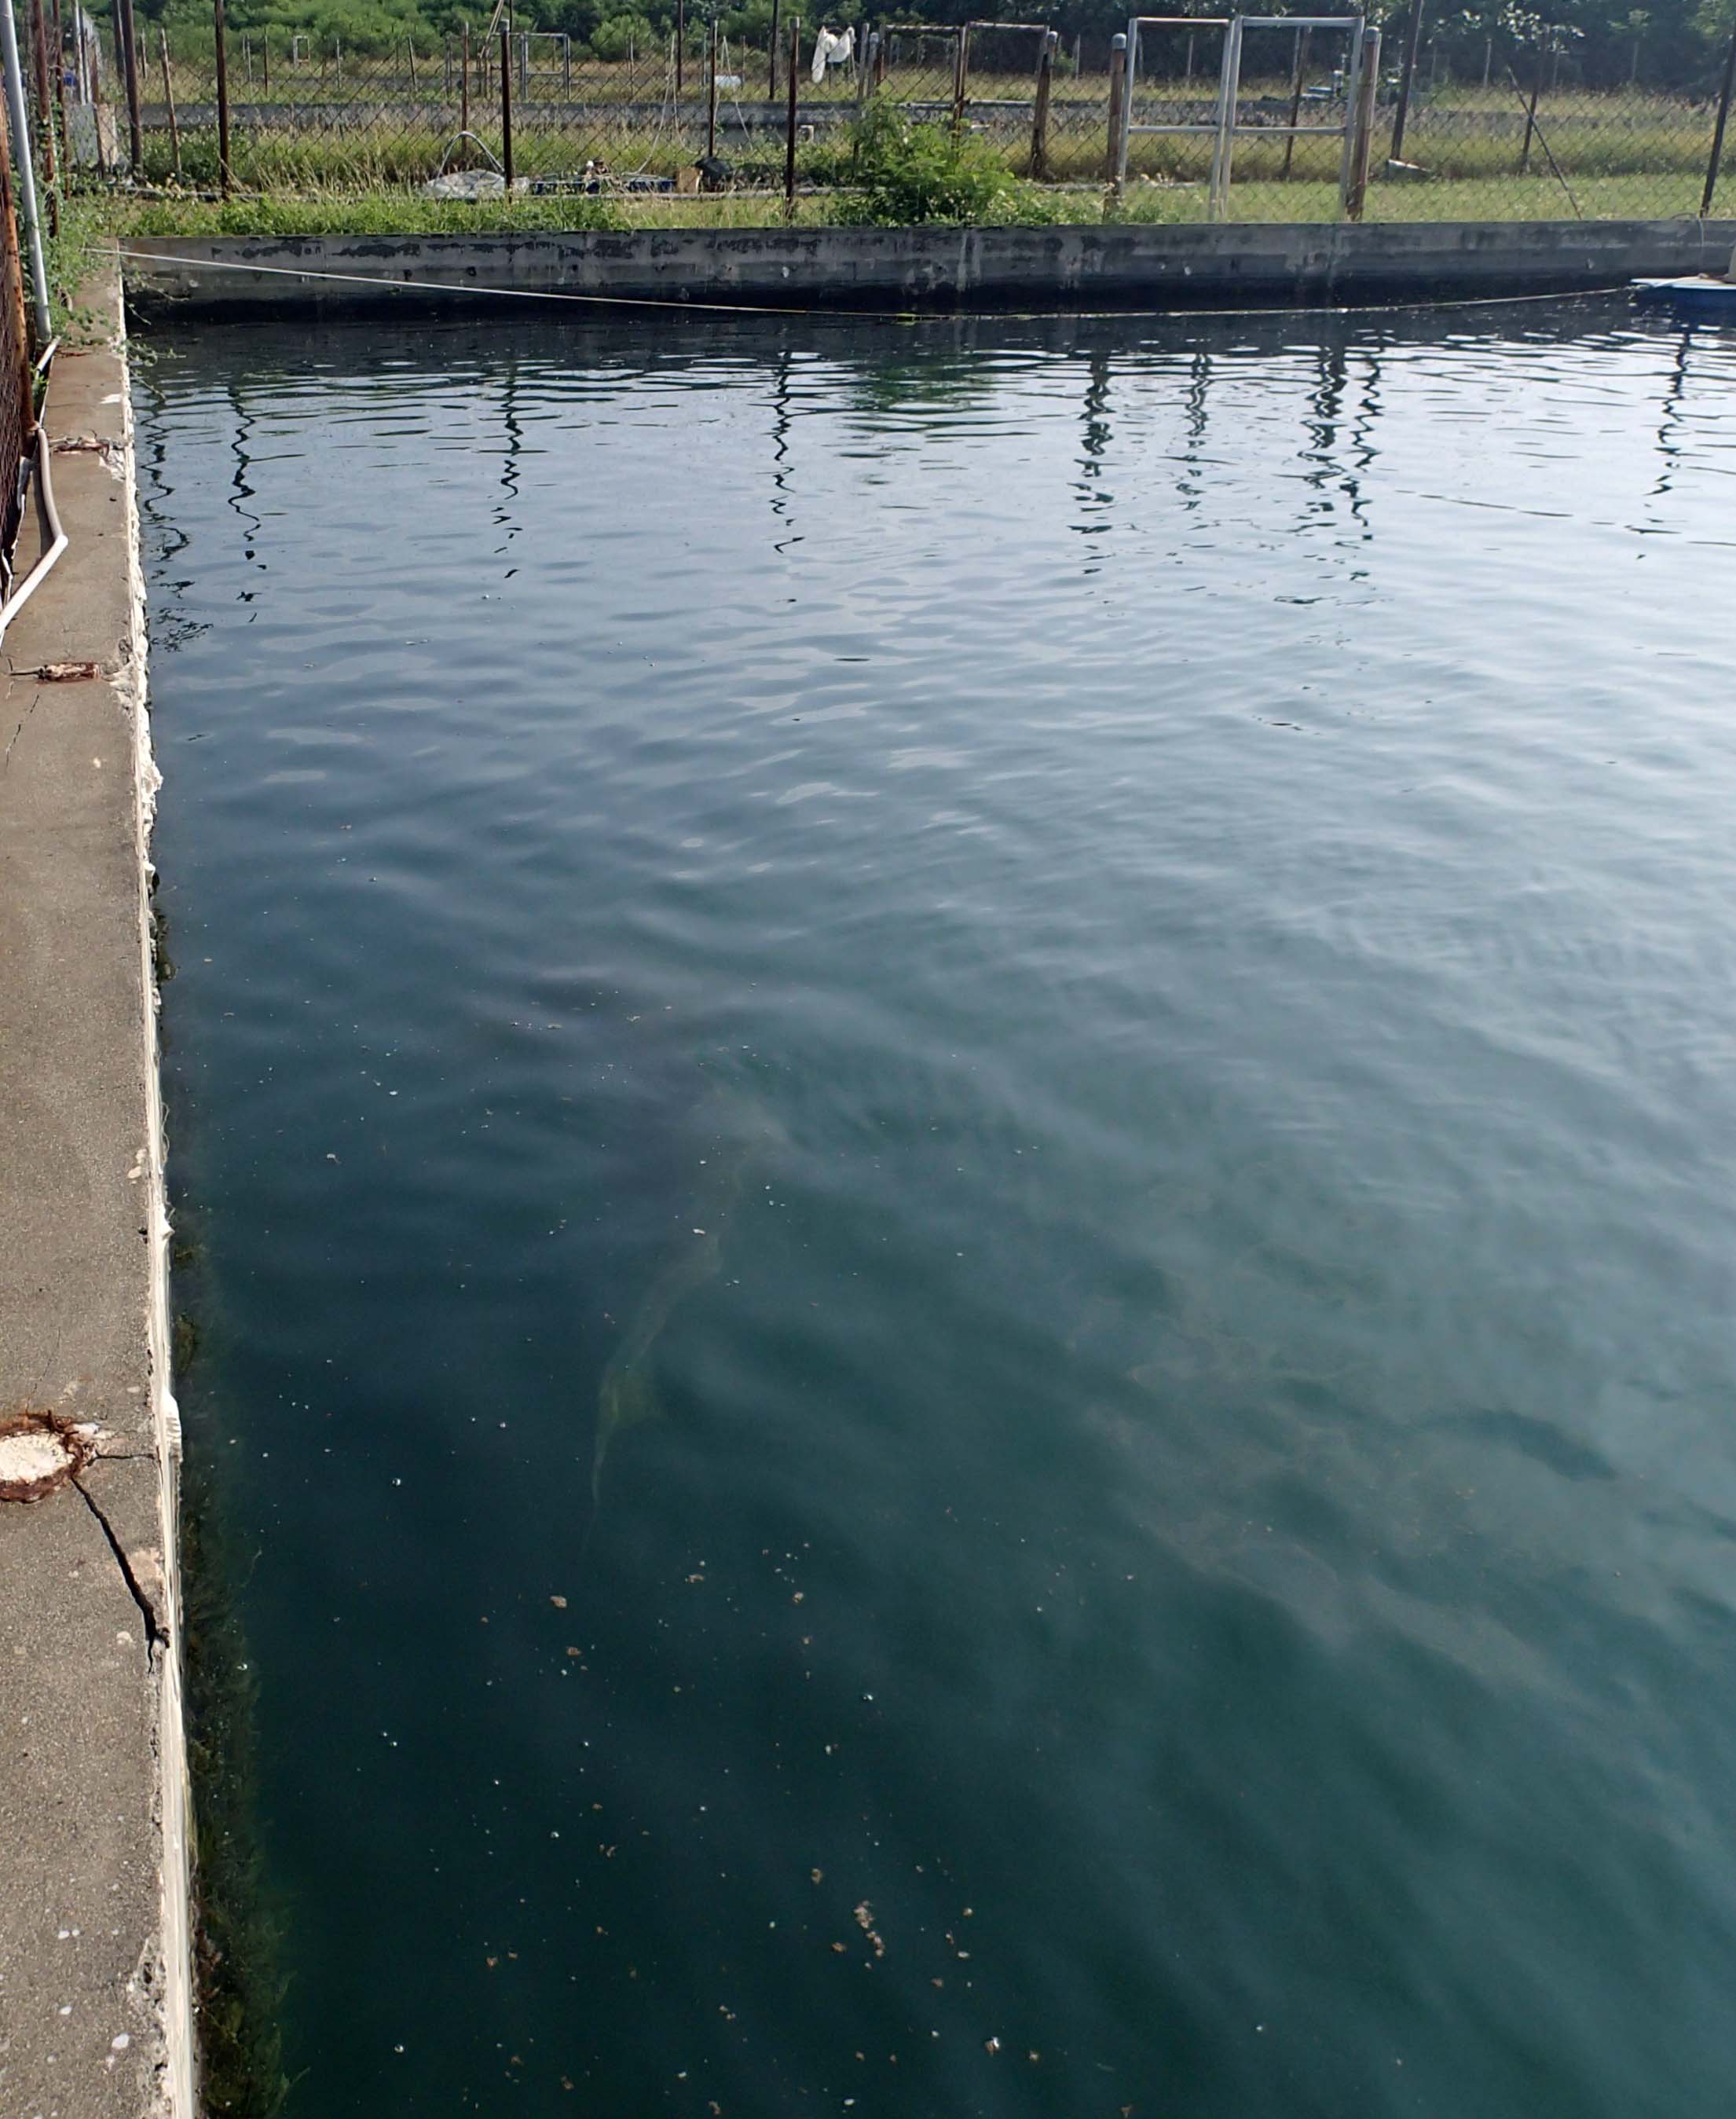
[0, 254, 195, 2117]
[118, 215, 1736, 320]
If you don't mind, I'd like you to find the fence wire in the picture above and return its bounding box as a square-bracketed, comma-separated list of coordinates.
[52, 2, 1736, 227]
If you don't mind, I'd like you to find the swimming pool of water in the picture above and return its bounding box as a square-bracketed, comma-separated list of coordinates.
[141, 299, 1736, 2117]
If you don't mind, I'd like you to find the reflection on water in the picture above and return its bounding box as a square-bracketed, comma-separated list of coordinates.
[141, 299, 1736, 2119]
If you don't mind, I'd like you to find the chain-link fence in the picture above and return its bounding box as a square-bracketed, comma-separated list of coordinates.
[44, 0, 1736, 225]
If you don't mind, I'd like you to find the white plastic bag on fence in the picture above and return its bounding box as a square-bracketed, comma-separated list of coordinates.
[810, 25, 855, 84]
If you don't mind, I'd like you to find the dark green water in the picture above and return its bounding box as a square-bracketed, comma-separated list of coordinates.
[141, 302, 1736, 2118]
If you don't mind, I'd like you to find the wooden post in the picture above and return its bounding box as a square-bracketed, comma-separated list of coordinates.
[784, 16, 798, 214]
[1701, 17, 1736, 216]
[159, 29, 180, 178]
[1104, 30, 1125, 184]
[768, 0, 778, 101]
[706, 13, 717, 156]
[27, 0, 53, 190]
[116, 0, 142, 172]
[1029, 28, 1054, 179]
[1390, 0, 1424, 162]
[499, 25, 512, 182]
[1343, 24, 1379, 218]
[213, 0, 231, 194]
[1518, 48, 1540, 172]
[951, 21, 968, 135]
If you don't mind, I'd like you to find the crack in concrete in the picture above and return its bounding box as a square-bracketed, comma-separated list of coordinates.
[69, 1472, 163, 1664]
[1, 687, 42, 776]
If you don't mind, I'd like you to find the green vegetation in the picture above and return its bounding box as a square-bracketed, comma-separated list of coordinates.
[846, 99, 1060, 222]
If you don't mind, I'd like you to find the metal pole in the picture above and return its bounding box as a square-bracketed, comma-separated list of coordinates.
[676, 0, 683, 96]
[0, 0, 49, 340]
[1030, 27, 1054, 179]
[768, 0, 778, 101]
[461, 22, 470, 136]
[158, 28, 178, 178]
[115, 0, 141, 172]
[1701, 16, 1736, 217]
[1335, 15, 1364, 209]
[1390, 0, 1423, 161]
[1344, 23, 1379, 218]
[0, 88, 38, 442]
[706, 10, 716, 155]
[784, 16, 798, 214]
[262, 27, 268, 92]
[1282, 24, 1309, 178]
[1518, 46, 1540, 173]
[499, 24, 511, 182]
[951, 20, 967, 134]
[1207, 14, 1240, 219]
[1104, 29, 1126, 185]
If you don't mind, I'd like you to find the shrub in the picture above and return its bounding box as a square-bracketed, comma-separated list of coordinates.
[844, 98, 1052, 225]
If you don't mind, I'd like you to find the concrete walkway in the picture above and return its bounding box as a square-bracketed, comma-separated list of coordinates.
[0, 260, 192, 2118]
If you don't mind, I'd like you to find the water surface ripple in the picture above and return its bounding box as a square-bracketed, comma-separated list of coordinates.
[141, 301, 1736, 2118]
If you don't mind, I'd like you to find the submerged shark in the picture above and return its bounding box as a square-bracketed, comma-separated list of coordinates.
[588, 1084, 788, 1532]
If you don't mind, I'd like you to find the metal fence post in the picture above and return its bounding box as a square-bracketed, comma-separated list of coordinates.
[49, 0, 64, 196]
[1030, 28, 1055, 179]
[785, 16, 799, 214]
[115, 0, 141, 172]
[1390, 0, 1424, 162]
[461, 24, 470, 138]
[769, 0, 779, 100]
[1344, 24, 1379, 218]
[1207, 14, 1242, 221]
[213, 0, 232, 194]
[706, 13, 717, 156]
[676, 0, 684, 97]
[158, 30, 179, 180]
[951, 20, 969, 134]
[1701, 18, 1736, 216]
[1104, 30, 1126, 185]
[1518, 47, 1540, 173]
[499, 25, 512, 183]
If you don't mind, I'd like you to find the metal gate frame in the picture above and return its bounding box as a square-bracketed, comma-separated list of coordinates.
[1116, 11, 1372, 218]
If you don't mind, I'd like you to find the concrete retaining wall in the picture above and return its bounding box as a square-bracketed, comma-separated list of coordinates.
[122, 217, 1736, 320]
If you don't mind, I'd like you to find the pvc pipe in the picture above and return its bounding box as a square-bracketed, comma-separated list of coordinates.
[0, 0, 48, 343]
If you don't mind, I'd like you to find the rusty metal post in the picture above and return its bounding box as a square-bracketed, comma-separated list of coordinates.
[784, 16, 798, 212]
[159, 28, 180, 179]
[213, 0, 231, 193]
[115, 0, 141, 171]
[1518, 48, 1540, 173]
[1029, 27, 1054, 179]
[1390, 0, 1424, 162]
[1104, 30, 1126, 184]
[1701, 17, 1736, 216]
[499, 25, 512, 182]
[1282, 24, 1309, 178]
